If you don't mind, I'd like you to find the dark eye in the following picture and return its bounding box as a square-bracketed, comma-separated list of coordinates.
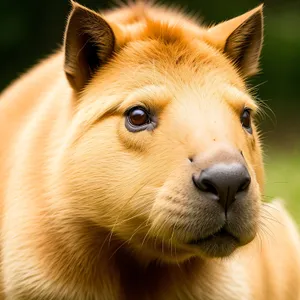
[125, 106, 154, 132]
[128, 107, 149, 126]
[241, 109, 252, 134]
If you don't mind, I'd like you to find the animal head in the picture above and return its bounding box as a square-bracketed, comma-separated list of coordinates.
[60, 1, 264, 262]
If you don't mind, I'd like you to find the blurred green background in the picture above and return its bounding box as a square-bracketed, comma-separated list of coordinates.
[0, 1, 299, 221]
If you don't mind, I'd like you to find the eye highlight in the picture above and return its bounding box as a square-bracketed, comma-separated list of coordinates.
[125, 106, 156, 132]
[241, 108, 252, 134]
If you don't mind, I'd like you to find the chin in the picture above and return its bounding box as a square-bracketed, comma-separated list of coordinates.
[188, 231, 242, 258]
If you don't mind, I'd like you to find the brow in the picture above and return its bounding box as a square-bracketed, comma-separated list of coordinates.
[223, 85, 258, 113]
[118, 85, 172, 114]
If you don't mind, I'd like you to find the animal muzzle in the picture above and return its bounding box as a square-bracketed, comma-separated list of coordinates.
[183, 145, 258, 257]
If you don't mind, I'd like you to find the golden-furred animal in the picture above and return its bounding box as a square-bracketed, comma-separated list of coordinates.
[0, 1, 299, 299]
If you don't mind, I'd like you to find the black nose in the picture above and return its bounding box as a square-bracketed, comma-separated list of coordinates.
[193, 163, 251, 212]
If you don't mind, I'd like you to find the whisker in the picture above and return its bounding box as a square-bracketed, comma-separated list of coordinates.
[258, 221, 276, 242]
[108, 221, 148, 260]
[154, 217, 170, 253]
[97, 232, 112, 259]
[262, 202, 280, 213]
[108, 178, 158, 248]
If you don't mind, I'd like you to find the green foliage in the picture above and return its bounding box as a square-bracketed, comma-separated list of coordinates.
[265, 147, 300, 223]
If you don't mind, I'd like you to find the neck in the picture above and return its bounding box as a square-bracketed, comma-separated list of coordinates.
[39, 213, 215, 300]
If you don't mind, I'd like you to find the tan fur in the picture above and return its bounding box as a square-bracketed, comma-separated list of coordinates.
[0, 2, 299, 299]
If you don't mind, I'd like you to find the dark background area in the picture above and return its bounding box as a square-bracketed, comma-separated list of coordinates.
[0, 0, 299, 145]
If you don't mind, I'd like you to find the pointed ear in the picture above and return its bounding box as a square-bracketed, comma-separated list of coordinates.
[64, 1, 116, 92]
[207, 5, 264, 77]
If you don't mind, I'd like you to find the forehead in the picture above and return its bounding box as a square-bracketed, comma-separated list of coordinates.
[106, 15, 248, 94]
[117, 83, 257, 118]
[86, 24, 258, 121]
[110, 39, 257, 111]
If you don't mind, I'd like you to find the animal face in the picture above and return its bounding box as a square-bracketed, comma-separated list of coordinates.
[60, 2, 264, 262]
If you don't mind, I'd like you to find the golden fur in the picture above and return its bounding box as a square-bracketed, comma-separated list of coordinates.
[0, 1, 299, 299]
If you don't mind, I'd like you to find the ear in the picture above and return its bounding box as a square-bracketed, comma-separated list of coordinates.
[207, 5, 264, 77]
[64, 1, 116, 92]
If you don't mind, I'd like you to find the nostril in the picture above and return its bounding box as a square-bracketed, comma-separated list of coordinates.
[201, 179, 219, 196]
[237, 176, 251, 193]
[188, 157, 194, 163]
[193, 175, 218, 196]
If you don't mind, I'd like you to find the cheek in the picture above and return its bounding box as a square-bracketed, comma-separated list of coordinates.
[62, 119, 166, 228]
[249, 135, 264, 193]
[219, 116, 264, 195]
[239, 130, 264, 194]
[118, 117, 153, 152]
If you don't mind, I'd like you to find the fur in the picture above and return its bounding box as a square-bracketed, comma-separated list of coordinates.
[0, 2, 299, 299]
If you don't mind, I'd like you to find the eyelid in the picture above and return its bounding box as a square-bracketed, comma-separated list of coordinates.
[124, 103, 151, 115]
[243, 106, 255, 117]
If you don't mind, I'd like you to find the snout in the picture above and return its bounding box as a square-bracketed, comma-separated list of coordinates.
[192, 162, 251, 213]
[150, 145, 260, 260]
[184, 147, 259, 257]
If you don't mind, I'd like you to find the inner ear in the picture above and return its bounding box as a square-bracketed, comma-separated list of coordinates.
[64, 2, 116, 92]
[224, 10, 263, 77]
[206, 5, 264, 78]
[80, 32, 101, 75]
